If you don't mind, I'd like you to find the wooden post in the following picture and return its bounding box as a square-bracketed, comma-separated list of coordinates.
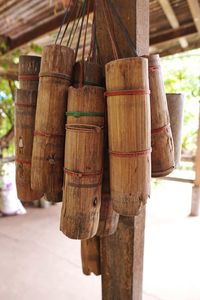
[191, 104, 200, 216]
[96, 1, 149, 299]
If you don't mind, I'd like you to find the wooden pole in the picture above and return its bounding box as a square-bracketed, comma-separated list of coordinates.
[96, 1, 149, 299]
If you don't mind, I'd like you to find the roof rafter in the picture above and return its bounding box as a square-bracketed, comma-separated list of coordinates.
[187, 0, 200, 33]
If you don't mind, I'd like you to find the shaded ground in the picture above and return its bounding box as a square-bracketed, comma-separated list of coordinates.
[0, 180, 200, 300]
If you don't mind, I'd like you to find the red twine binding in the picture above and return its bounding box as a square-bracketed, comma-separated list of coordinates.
[18, 75, 39, 81]
[64, 168, 102, 178]
[104, 89, 150, 97]
[149, 65, 160, 72]
[15, 102, 36, 108]
[151, 124, 170, 135]
[34, 130, 65, 138]
[15, 159, 31, 165]
[109, 148, 151, 158]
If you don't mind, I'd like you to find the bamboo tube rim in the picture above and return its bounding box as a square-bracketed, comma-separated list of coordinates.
[105, 56, 148, 68]
[68, 85, 105, 92]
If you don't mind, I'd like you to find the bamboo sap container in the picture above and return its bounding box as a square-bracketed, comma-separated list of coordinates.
[148, 54, 175, 177]
[31, 45, 74, 193]
[166, 93, 184, 167]
[18, 55, 41, 91]
[60, 124, 103, 240]
[15, 89, 43, 201]
[105, 57, 151, 216]
[81, 236, 101, 276]
[73, 61, 103, 87]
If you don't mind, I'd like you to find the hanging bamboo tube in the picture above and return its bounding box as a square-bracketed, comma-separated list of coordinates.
[73, 61, 103, 87]
[18, 55, 41, 91]
[105, 57, 151, 216]
[148, 54, 175, 177]
[15, 89, 43, 201]
[45, 192, 63, 203]
[31, 45, 74, 193]
[60, 124, 103, 240]
[166, 93, 184, 167]
[81, 236, 101, 275]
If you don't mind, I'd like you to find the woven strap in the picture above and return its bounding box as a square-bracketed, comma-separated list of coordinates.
[109, 148, 151, 157]
[149, 65, 160, 72]
[151, 124, 170, 135]
[66, 111, 104, 118]
[15, 159, 31, 165]
[64, 168, 102, 178]
[105, 89, 150, 97]
[18, 75, 39, 81]
[15, 102, 36, 108]
[39, 72, 71, 82]
[34, 130, 64, 138]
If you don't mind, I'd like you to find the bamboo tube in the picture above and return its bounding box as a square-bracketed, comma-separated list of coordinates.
[81, 236, 101, 275]
[15, 89, 43, 201]
[148, 54, 175, 177]
[105, 57, 151, 216]
[166, 93, 184, 167]
[73, 61, 103, 87]
[45, 192, 63, 203]
[18, 55, 41, 91]
[60, 124, 103, 240]
[31, 45, 74, 193]
[67, 85, 105, 126]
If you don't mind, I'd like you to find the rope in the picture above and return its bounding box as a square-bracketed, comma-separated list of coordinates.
[109, 148, 151, 158]
[68, 4, 82, 47]
[66, 1, 81, 46]
[149, 65, 160, 72]
[55, 0, 73, 44]
[66, 111, 104, 117]
[18, 75, 39, 81]
[105, 89, 150, 97]
[39, 72, 71, 82]
[34, 130, 65, 138]
[64, 168, 102, 178]
[74, 0, 87, 61]
[15, 103, 36, 108]
[15, 159, 31, 165]
[151, 124, 170, 135]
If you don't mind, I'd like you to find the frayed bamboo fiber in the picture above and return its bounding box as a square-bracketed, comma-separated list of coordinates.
[15, 89, 43, 201]
[31, 45, 74, 193]
[105, 57, 151, 216]
[148, 54, 175, 177]
[81, 236, 101, 275]
[60, 124, 103, 240]
[73, 61, 103, 87]
[18, 55, 41, 91]
[67, 85, 105, 126]
[166, 93, 184, 167]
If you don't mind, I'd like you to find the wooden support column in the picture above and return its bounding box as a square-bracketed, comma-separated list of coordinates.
[96, 1, 149, 299]
[191, 105, 200, 216]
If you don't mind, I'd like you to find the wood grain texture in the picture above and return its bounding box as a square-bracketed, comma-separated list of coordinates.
[106, 57, 151, 216]
[166, 93, 184, 167]
[73, 61, 103, 87]
[96, 1, 149, 299]
[81, 236, 101, 276]
[148, 54, 175, 177]
[60, 124, 103, 240]
[31, 44, 74, 193]
[18, 55, 41, 91]
[15, 89, 43, 201]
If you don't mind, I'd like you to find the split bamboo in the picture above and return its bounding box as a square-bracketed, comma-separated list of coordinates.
[31, 44, 74, 193]
[105, 57, 151, 216]
[148, 54, 175, 177]
[18, 55, 41, 91]
[60, 124, 103, 239]
[15, 89, 43, 201]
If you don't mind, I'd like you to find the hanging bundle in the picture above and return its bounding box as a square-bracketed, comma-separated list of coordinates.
[31, 44, 75, 193]
[15, 89, 43, 201]
[148, 54, 175, 177]
[18, 55, 41, 91]
[166, 93, 184, 167]
[105, 57, 151, 216]
[60, 124, 103, 239]
[81, 236, 101, 275]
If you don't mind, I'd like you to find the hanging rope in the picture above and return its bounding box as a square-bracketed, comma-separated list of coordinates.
[55, 0, 73, 44]
[74, 0, 87, 61]
[66, 1, 81, 46]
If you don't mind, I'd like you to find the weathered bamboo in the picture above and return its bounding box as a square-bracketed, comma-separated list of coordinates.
[105, 57, 151, 216]
[67, 85, 105, 126]
[166, 93, 184, 167]
[45, 192, 63, 203]
[148, 54, 175, 177]
[15, 89, 43, 201]
[81, 236, 101, 275]
[31, 44, 74, 193]
[73, 61, 103, 87]
[18, 55, 41, 91]
[60, 124, 103, 239]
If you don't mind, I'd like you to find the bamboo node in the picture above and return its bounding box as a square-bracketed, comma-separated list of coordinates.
[104, 89, 150, 97]
[109, 148, 151, 158]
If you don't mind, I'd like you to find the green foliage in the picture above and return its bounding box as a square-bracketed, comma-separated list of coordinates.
[161, 49, 200, 155]
[30, 43, 42, 54]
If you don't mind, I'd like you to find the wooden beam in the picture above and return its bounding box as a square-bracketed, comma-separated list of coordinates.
[187, 0, 200, 33]
[96, 1, 149, 299]
[158, 0, 188, 48]
[150, 23, 196, 46]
